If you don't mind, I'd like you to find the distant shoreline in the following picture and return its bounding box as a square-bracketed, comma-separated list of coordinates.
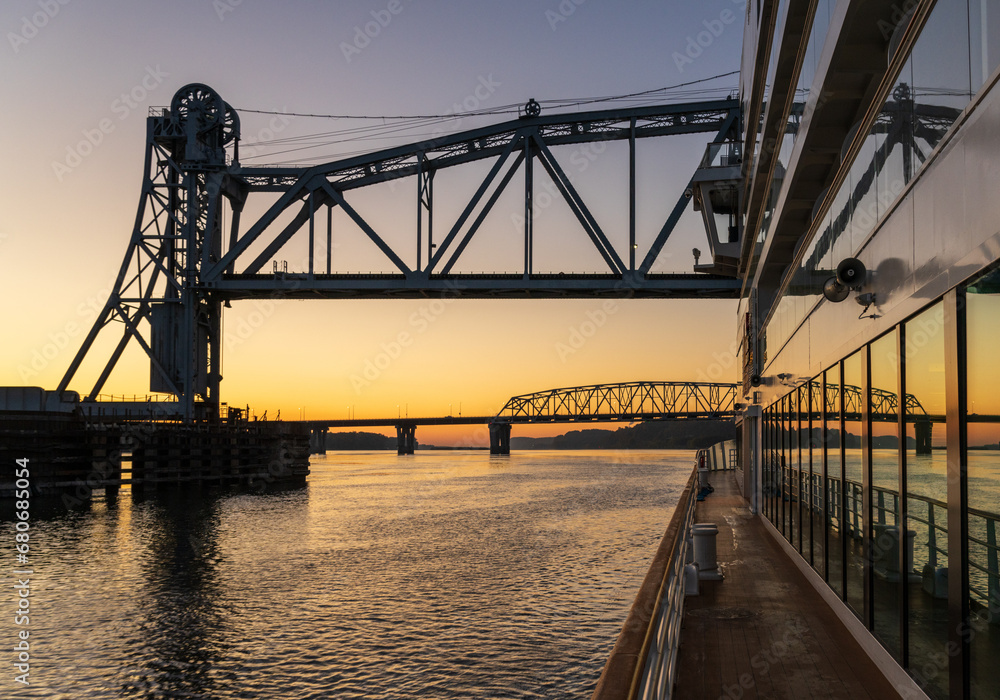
[321, 420, 740, 451]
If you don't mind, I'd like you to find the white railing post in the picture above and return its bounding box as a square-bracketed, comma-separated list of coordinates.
[987, 517, 998, 608]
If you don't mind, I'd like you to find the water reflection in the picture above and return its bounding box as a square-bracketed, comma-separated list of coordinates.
[122, 490, 230, 698]
[1, 451, 689, 699]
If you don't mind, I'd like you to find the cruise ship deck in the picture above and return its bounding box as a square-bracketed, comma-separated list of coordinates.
[673, 473, 901, 699]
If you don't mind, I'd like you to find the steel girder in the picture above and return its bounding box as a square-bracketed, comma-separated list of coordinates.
[57, 90, 742, 422]
[201, 99, 742, 299]
[494, 381, 739, 423]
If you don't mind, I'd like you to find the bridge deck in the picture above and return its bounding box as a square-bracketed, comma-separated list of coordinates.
[673, 473, 902, 700]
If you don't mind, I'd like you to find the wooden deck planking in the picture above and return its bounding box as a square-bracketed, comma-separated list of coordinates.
[673, 473, 904, 700]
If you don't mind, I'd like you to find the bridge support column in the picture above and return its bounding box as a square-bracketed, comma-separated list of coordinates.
[915, 420, 932, 455]
[309, 427, 328, 455]
[396, 424, 416, 455]
[489, 422, 511, 455]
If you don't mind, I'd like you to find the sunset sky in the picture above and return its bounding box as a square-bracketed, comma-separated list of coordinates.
[1, 0, 745, 445]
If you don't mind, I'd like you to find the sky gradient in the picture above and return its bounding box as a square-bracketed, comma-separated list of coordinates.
[1, 0, 746, 444]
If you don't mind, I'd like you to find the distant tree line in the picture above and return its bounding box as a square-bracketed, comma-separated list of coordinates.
[324, 431, 396, 450]
[322, 421, 739, 450]
[510, 419, 738, 450]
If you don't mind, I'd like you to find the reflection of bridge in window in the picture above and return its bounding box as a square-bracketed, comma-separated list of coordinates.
[809, 382, 933, 421]
[780, 86, 967, 282]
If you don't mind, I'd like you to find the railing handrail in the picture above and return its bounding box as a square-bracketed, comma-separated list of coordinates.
[766, 458, 1000, 608]
[591, 466, 697, 700]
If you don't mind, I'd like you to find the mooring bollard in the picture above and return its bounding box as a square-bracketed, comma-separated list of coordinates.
[692, 523, 723, 580]
[684, 563, 700, 595]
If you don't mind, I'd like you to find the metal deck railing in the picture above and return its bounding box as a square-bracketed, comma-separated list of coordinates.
[593, 446, 738, 700]
[763, 449, 1000, 614]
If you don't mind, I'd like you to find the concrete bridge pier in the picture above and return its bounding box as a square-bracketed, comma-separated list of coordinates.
[396, 423, 416, 455]
[915, 419, 932, 455]
[489, 421, 511, 455]
[309, 427, 328, 455]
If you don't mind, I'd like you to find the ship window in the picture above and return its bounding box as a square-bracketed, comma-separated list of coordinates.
[826, 363, 845, 597]
[870, 330, 903, 661]
[800, 382, 814, 566]
[843, 350, 866, 620]
[876, 59, 914, 216]
[963, 267, 1000, 698]
[782, 393, 792, 539]
[810, 376, 826, 580]
[761, 406, 776, 523]
[849, 128, 879, 250]
[771, 404, 779, 524]
[969, 0, 1000, 92]
[910, 0, 971, 153]
[904, 302, 950, 699]
[788, 388, 800, 549]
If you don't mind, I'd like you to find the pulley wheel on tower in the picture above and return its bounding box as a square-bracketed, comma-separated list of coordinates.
[221, 102, 240, 144]
[170, 83, 226, 134]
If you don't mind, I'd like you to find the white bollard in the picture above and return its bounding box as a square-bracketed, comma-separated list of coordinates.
[698, 468, 710, 489]
[692, 523, 723, 580]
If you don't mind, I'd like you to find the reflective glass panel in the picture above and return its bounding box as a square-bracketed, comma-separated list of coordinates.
[910, 0, 971, 156]
[789, 389, 799, 548]
[767, 405, 776, 523]
[871, 330, 902, 659]
[904, 303, 949, 700]
[827, 363, 845, 597]
[782, 394, 791, 539]
[843, 350, 865, 619]
[811, 376, 826, 578]
[970, 0, 1000, 92]
[964, 268, 1000, 699]
[800, 384, 812, 561]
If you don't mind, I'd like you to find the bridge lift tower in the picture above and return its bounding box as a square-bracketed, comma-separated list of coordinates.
[59, 85, 239, 422]
[57, 84, 743, 423]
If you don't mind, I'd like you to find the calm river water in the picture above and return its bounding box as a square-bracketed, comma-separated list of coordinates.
[2, 449, 695, 699]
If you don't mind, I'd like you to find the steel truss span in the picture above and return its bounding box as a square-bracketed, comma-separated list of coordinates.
[57, 84, 741, 421]
[208, 98, 742, 300]
[495, 381, 740, 423]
